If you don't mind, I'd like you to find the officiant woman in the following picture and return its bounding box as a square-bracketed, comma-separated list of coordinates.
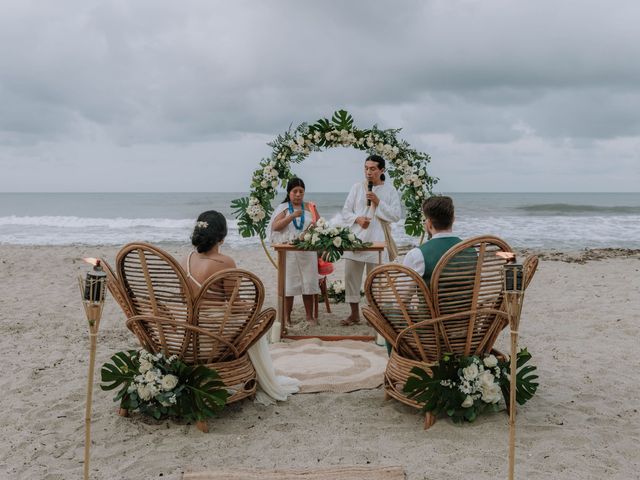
[269, 177, 320, 326]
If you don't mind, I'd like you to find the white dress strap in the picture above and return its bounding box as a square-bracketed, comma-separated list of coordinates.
[186, 251, 203, 288]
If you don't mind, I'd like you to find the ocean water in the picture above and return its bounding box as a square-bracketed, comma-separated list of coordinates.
[1, 192, 639, 249]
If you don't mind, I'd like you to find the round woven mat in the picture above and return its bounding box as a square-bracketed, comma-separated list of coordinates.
[270, 338, 388, 393]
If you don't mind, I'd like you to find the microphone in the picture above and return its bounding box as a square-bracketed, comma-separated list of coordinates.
[367, 181, 373, 206]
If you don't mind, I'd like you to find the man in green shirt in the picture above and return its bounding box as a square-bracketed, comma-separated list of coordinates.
[402, 196, 462, 285]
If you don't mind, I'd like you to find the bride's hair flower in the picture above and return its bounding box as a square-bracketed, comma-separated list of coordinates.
[195, 221, 209, 229]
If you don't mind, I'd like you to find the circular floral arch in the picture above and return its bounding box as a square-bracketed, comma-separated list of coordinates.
[232, 110, 437, 243]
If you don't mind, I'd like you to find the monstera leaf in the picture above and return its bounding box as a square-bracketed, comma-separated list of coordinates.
[230, 197, 255, 238]
[175, 363, 229, 422]
[404, 355, 468, 421]
[404, 215, 424, 237]
[100, 350, 138, 401]
[331, 109, 354, 130]
[500, 348, 539, 405]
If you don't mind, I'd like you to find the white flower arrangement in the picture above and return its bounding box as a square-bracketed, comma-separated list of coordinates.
[404, 349, 538, 424]
[101, 349, 228, 423]
[291, 217, 370, 262]
[320, 279, 364, 303]
[232, 110, 436, 240]
[126, 350, 180, 408]
[246, 196, 266, 223]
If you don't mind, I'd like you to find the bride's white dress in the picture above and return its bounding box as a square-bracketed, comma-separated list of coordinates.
[248, 337, 300, 405]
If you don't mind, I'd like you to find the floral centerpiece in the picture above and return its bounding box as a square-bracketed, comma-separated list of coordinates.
[101, 349, 228, 422]
[232, 110, 436, 241]
[320, 279, 364, 303]
[403, 348, 538, 424]
[290, 217, 371, 263]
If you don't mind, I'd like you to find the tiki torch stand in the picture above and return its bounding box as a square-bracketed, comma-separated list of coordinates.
[504, 261, 525, 480]
[78, 259, 107, 480]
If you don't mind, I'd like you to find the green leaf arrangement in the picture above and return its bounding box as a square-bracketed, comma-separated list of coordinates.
[101, 350, 228, 423]
[403, 349, 538, 424]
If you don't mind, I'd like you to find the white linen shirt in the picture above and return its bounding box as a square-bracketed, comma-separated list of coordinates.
[340, 181, 402, 264]
[402, 232, 459, 276]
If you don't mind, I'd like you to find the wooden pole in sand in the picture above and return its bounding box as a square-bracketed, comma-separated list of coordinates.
[503, 262, 524, 480]
[78, 260, 107, 480]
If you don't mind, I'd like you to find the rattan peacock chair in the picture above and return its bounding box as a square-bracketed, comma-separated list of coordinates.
[363, 235, 538, 429]
[102, 243, 275, 431]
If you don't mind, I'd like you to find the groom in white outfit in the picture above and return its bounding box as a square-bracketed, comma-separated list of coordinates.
[340, 155, 402, 326]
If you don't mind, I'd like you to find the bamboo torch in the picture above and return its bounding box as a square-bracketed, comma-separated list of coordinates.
[78, 258, 107, 480]
[502, 257, 525, 480]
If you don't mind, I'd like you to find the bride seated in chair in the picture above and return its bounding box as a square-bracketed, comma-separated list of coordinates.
[182, 210, 300, 405]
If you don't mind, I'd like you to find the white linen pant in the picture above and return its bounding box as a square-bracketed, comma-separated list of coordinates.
[344, 258, 376, 304]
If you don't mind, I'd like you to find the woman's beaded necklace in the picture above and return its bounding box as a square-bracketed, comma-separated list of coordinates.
[288, 201, 305, 230]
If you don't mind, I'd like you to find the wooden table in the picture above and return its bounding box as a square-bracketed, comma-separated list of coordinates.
[272, 242, 386, 341]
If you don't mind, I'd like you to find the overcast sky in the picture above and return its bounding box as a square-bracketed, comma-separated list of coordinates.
[1, 0, 639, 193]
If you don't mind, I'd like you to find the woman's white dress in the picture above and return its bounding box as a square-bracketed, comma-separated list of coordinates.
[268, 202, 320, 296]
[248, 336, 300, 405]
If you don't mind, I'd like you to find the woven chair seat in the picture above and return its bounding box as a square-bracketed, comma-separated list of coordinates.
[206, 354, 257, 403]
[384, 350, 433, 409]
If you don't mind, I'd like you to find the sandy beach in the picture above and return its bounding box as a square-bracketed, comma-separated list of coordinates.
[1, 244, 639, 479]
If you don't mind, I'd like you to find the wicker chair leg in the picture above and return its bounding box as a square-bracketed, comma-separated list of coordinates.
[423, 412, 436, 430]
[118, 408, 129, 417]
[196, 420, 209, 433]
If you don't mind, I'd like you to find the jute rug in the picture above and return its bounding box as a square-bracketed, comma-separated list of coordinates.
[269, 338, 388, 393]
[183, 465, 405, 479]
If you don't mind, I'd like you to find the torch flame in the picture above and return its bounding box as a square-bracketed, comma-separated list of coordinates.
[496, 252, 516, 262]
[82, 257, 99, 266]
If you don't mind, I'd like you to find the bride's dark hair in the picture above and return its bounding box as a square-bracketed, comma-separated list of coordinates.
[191, 210, 227, 253]
[281, 177, 306, 203]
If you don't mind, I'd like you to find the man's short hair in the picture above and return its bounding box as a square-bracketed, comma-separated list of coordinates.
[422, 196, 455, 230]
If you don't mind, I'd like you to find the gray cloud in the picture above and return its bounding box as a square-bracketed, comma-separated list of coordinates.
[0, 0, 639, 191]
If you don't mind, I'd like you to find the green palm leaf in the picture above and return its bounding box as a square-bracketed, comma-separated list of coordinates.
[404, 215, 424, 237]
[100, 350, 138, 400]
[176, 364, 229, 422]
[500, 348, 539, 405]
[331, 110, 354, 130]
